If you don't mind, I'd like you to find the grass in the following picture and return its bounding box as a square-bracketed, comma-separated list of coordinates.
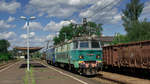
[24, 67, 36, 84]
[30, 67, 36, 84]
[40, 69, 46, 72]
[24, 70, 29, 84]
[47, 76, 57, 79]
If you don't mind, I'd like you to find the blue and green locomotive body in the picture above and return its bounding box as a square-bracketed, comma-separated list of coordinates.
[46, 37, 103, 75]
[46, 48, 55, 65]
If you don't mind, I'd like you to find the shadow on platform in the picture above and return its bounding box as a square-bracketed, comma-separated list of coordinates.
[20, 63, 47, 68]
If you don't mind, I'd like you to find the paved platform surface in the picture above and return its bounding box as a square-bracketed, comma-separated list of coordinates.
[32, 61, 100, 84]
[0, 61, 25, 84]
[0, 60, 101, 84]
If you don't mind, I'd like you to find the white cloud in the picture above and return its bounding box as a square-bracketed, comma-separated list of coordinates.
[20, 34, 27, 39]
[20, 32, 36, 39]
[46, 34, 55, 40]
[18, 33, 55, 47]
[12, 33, 55, 47]
[15, 34, 46, 47]
[28, 36, 48, 47]
[0, 1, 21, 14]
[25, 0, 96, 18]
[33, 37, 45, 43]
[140, 1, 150, 20]
[30, 32, 35, 37]
[79, 0, 122, 24]
[7, 16, 15, 23]
[25, 0, 123, 24]
[0, 20, 16, 32]
[0, 32, 16, 40]
[23, 22, 43, 30]
[44, 20, 71, 32]
[68, 0, 89, 6]
[142, 1, 150, 15]
[10, 39, 27, 47]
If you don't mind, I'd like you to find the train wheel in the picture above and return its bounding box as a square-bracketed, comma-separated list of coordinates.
[51, 62, 54, 66]
[50, 61, 52, 65]
[69, 65, 72, 71]
[47, 60, 49, 64]
[78, 68, 83, 75]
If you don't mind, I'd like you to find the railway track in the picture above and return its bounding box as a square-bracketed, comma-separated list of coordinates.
[92, 71, 150, 84]
[0, 60, 20, 72]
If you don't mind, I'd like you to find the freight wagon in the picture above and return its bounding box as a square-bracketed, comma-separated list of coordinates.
[103, 40, 150, 72]
[46, 36, 103, 75]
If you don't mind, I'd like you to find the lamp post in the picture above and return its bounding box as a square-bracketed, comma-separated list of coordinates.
[20, 16, 36, 71]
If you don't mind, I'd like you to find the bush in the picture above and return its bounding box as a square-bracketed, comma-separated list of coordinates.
[112, 34, 129, 45]
[32, 52, 41, 59]
[0, 52, 12, 61]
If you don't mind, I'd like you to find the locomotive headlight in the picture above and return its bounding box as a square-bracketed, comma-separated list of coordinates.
[96, 61, 102, 63]
[96, 55, 100, 59]
[79, 56, 84, 59]
[79, 61, 85, 64]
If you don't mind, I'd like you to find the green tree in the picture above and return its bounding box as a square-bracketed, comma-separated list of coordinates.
[0, 39, 11, 61]
[127, 21, 150, 41]
[53, 22, 103, 45]
[74, 22, 103, 36]
[53, 36, 61, 45]
[112, 21, 150, 44]
[0, 39, 10, 53]
[32, 52, 41, 58]
[122, 0, 144, 32]
[87, 22, 103, 36]
[59, 24, 74, 41]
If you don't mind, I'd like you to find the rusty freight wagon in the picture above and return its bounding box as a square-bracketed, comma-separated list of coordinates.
[102, 40, 150, 72]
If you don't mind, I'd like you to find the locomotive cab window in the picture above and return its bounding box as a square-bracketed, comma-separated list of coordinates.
[73, 41, 78, 49]
[91, 41, 100, 48]
[80, 41, 89, 48]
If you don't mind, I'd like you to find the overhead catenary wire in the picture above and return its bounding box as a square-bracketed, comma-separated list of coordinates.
[87, 0, 123, 23]
[97, 0, 122, 23]
[87, 0, 122, 18]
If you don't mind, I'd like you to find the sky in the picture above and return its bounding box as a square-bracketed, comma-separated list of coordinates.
[0, 0, 150, 48]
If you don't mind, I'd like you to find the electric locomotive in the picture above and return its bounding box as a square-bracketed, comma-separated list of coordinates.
[46, 47, 55, 65]
[46, 36, 103, 75]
